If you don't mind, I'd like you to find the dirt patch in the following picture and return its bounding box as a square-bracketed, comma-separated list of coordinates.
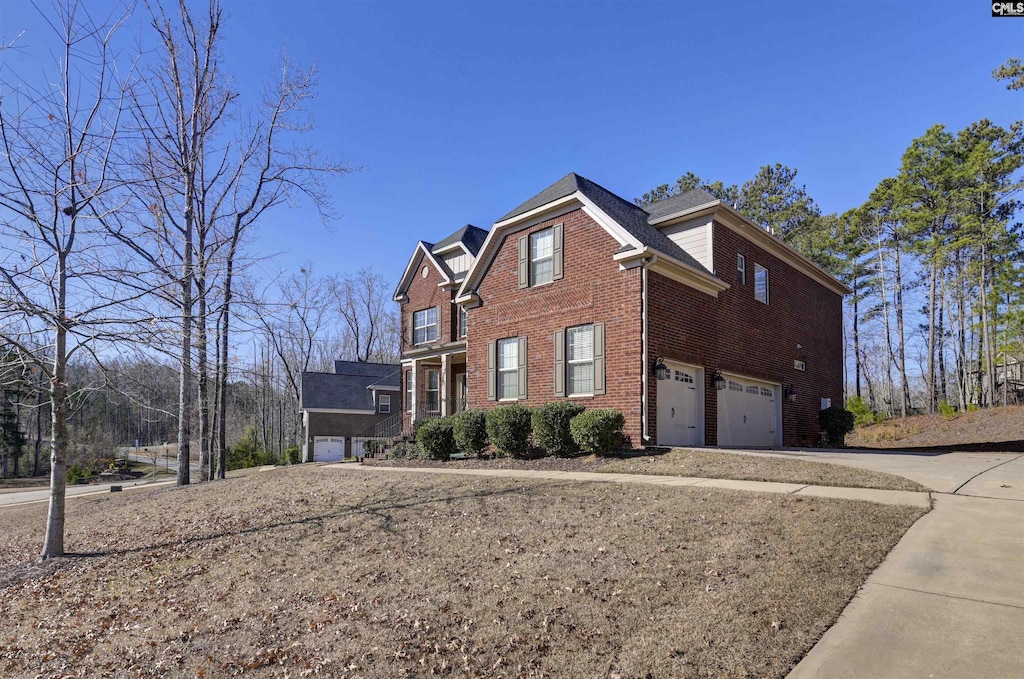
[0, 466, 926, 678]
[598, 450, 929, 492]
[848, 405, 1024, 452]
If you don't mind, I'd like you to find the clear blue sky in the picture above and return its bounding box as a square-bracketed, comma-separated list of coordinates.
[2, 0, 1021, 289]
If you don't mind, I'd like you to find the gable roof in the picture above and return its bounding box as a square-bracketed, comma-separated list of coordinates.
[432, 224, 488, 256]
[644, 188, 722, 222]
[497, 173, 712, 274]
[394, 224, 489, 300]
[302, 361, 400, 411]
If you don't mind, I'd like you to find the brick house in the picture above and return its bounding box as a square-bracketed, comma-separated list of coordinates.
[300, 360, 400, 461]
[396, 174, 849, 449]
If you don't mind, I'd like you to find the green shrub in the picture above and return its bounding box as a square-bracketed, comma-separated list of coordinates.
[967, 403, 979, 412]
[570, 408, 625, 456]
[532, 401, 585, 457]
[66, 464, 92, 485]
[453, 409, 488, 457]
[818, 406, 855, 447]
[845, 395, 879, 428]
[485, 404, 533, 458]
[416, 417, 457, 461]
[388, 441, 420, 460]
[939, 401, 956, 419]
[227, 427, 274, 470]
[284, 445, 301, 465]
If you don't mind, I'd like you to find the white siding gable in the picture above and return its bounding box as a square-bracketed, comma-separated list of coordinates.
[443, 251, 473, 278]
[660, 217, 714, 272]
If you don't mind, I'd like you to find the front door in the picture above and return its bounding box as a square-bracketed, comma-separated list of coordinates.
[657, 365, 700, 447]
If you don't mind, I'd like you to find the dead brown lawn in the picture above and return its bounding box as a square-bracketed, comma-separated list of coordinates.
[0, 466, 925, 678]
[598, 449, 929, 492]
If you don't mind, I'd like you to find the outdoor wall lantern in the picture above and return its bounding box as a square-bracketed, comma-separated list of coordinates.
[784, 384, 797, 402]
[712, 369, 726, 391]
[653, 356, 669, 380]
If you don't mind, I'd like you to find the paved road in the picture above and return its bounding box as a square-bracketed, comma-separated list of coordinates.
[0, 478, 173, 507]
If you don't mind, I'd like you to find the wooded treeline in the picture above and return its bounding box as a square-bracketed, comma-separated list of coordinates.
[0, 0, 401, 558]
[639, 62, 1023, 417]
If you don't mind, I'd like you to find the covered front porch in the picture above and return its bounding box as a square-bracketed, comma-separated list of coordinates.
[403, 349, 468, 427]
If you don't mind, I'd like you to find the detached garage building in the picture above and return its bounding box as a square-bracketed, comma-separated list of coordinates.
[300, 361, 400, 462]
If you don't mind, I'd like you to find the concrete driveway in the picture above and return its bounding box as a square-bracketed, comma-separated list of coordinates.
[776, 448, 1024, 678]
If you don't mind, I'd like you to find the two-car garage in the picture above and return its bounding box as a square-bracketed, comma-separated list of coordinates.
[656, 363, 781, 449]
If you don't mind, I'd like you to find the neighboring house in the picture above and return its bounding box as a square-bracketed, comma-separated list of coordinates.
[300, 360, 400, 461]
[396, 173, 849, 449]
[393, 224, 488, 432]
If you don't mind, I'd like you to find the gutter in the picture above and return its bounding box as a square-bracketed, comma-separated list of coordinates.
[641, 257, 650, 444]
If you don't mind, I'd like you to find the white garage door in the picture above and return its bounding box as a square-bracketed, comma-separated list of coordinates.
[657, 364, 702, 447]
[313, 436, 346, 462]
[717, 376, 778, 448]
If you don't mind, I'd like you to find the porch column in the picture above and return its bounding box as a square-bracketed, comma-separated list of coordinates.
[440, 353, 450, 417]
[410, 359, 418, 422]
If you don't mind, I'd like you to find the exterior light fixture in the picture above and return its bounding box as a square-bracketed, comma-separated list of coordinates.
[784, 384, 797, 402]
[713, 369, 726, 391]
[653, 356, 669, 380]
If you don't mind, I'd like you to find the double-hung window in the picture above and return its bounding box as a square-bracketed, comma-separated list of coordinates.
[737, 253, 746, 285]
[566, 324, 595, 396]
[458, 306, 467, 338]
[754, 264, 769, 305]
[530, 228, 554, 285]
[497, 338, 519, 400]
[413, 307, 438, 344]
[378, 394, 391, 414]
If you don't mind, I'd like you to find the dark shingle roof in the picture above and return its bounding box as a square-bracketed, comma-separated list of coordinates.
[431, 224, 489, 256]
[644, 188, 721, 222]
[302, 362, 400, 410]
[497, 173, 715, 275]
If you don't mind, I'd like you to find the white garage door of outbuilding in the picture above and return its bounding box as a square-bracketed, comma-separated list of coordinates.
[716, 375, 780, 448]
[313, 436, 346, 462]
[657, 362, 703, 447]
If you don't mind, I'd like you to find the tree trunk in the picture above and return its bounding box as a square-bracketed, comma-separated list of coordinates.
[177, 234, 193, 486]
[938, 271, 948, 407]
[894, 242, 910, 417]
[927, 262, 937, 414]
[33, 390, 43, 477]
[41, 260, 69, 559]
[980, 245, 995, 408]
[852, 278, 861, 399]
[197, 258, 210, 482]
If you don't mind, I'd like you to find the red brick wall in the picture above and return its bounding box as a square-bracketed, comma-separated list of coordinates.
[466, 208, 644, 446]
[400, 252, 457, 354]
[647, 222, 844, 446]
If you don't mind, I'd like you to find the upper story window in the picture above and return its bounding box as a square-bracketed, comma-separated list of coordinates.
[567, 324, 595, 396]
[737, 253, 746, 285]
[458, 306, 467, 338]
[754, 264, 769, 305]
[530, 228, 554, 285]
[413, 307, 438, 344]
[498, 337, 519, 400]
[378, 394, 391, 414]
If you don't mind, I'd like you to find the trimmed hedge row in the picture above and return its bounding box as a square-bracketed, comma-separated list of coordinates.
[404, 403, 626, 460]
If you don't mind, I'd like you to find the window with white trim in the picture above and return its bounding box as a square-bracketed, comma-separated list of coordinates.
[567, 324, 595, 396]
[425, 369, 440, 414]
[458, 305, 467, 338]
[498, 338, 519, 400]
[413, 307, 438, 344]
[405, 370, 412, 412]
[530, 228, 554, 286]
[754, 264, 769, 304]
[379, 394, 391, 414]
[737, 253, 746, 285]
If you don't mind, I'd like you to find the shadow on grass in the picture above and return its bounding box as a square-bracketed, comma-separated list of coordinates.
[58, 482, 548, 560]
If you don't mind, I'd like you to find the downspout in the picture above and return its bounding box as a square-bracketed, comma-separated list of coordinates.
[641, 258, 650, 444]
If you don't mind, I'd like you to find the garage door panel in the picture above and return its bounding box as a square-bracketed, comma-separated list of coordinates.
[717, 376, 778, 448]
[657, 364, 701, 447]
[313, 436, 346, 462]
